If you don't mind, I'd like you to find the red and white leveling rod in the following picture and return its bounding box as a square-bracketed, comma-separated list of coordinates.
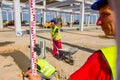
[29, 0, 37, 75]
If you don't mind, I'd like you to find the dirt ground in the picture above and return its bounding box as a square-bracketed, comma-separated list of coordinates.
[0, 27, 115, 80]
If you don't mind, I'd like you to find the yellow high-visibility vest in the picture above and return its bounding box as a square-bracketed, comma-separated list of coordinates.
[36, 59, 56, 77]
[51, 25, 61, 41]
[101, 45, 117, 80]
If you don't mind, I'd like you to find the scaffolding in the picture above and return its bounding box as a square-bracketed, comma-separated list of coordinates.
[0, 0, 98, 36]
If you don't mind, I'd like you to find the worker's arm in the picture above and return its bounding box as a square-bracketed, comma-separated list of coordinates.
[52, 33, 58, 40]
[70, 51, 111, 80]
[51, 28, 59, 40]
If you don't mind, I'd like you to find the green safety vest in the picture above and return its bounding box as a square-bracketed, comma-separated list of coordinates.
[51, 25, 61, 41]
[101, 45, 117, 80]
[36, 59, 56, 77]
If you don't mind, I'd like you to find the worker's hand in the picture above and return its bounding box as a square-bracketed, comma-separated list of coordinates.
[50, 37, 53, 43]
[28, 73, 41, 80]
[24, 70, 41, 80]
[51, 38, 53, 42]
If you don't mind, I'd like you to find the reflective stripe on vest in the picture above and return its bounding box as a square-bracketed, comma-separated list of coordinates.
[36, 59, 56, 77]
[101, 45, 117, 80]
[51, 26, 61, 41]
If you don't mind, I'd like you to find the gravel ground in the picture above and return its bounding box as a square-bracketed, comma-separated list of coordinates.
[0, 27, 115, 80]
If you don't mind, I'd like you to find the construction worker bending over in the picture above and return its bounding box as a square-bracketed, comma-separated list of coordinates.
[50, 19, 62, 58]
[24, 59, 56, 80]
[70, 0, 117, 80]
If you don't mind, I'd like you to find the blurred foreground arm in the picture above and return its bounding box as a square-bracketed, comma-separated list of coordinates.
[109, 0, 120, 80]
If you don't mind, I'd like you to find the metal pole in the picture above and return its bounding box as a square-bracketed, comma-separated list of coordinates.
[80, 1, 84, 31]
[87, 13, 90, 27]
[0, 2, 3, 28]
[43, 0, 46, 25]
[29, 0, 37, 75]
[70, 13, 73, 27]
[13, 0, 22, 36]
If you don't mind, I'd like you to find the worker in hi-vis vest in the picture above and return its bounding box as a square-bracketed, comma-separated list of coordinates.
[36, 59, 56, 79]
[70, 0, 117, 80]
[24, 59, 56, 80]
[50, 19, 62, 58]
